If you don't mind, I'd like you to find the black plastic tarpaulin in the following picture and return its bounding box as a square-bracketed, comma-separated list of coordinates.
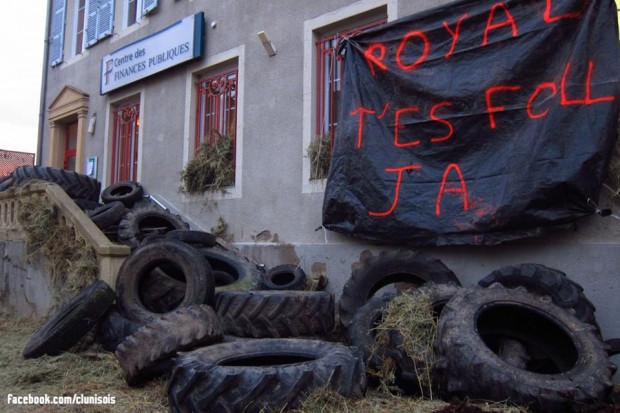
[322, 0, 620, 246]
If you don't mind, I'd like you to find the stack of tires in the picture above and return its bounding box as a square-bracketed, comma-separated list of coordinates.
[342, 255, 618, 412]
[109, 234, 368, 413]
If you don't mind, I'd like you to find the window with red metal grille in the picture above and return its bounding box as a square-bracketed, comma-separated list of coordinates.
[195, 69, 237, 146]
[111, 100, 140, 183]
[195, 69, 238, 182]
[316, 19, 386, 148]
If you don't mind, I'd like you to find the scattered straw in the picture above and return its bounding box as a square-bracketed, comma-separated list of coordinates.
[0, 313, 168, 413]
[289, 386, 526, 413]
[372, 291, 437, 398]
[16, 194, 98, 297]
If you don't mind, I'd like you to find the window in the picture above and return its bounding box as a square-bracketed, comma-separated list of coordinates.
[111, 99, 140, 183]
[73, 0, 86, 55]
[49, 0, 67, 66]
[85, 0, 115, 48]
[302, 1, 394, 191]
[126, 0, 158, 27]
[195, 69, 238, 147]
[316, 19, 386, 145]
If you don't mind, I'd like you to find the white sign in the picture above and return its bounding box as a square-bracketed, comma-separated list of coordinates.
[100, 12, 204, 94]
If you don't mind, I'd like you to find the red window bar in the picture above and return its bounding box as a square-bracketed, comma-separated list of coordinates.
[111, 101, 140, 183]
[316, 19, 386, 149]
[195, 69, 238, 181]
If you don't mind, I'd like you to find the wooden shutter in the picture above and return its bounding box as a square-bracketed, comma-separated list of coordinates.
[49, 0, 67, 66]
[97, 0, 114, 40]
[84, 0, 99, 47]
[142, 0, 157, 16]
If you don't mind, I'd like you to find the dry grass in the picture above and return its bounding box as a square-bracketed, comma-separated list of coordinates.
[16, 194, 98, 297]
[180, 133, 235, 195]
[372, 291, 437, 398]
[0, 314, 168, 413]
[290, 386, 526, 413]
[308, 134, 332, 180]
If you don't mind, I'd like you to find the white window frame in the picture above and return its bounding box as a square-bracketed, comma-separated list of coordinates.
[301, 0, 397, 194]
[182, 45, 246, 202]
[72, 0, 87, 57]
[123, 0, 158, 29]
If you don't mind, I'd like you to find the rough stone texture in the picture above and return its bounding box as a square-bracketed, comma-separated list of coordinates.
[0, 240, 56, 320]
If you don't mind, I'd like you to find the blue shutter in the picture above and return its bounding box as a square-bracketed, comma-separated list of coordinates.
[142, 0, 157, 16]
[85, 0, 99, 47]
[97, 0, 114, 40]
[49, 0, 67, 66]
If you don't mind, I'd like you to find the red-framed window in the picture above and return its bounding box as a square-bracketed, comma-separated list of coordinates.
[316, 19, 386, 147]
[111, 100, 140, 183]
[195, 69, 238, 184]
[195, 69, 238, 147]
[64, 121, 78, 171]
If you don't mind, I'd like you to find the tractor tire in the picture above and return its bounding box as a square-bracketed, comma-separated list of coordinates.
[165, 230, 218, 248]
[13, 166, 101, 201]
[215, 290, 335, 338]
[101, 180, 143, 207]
[434, 285, 614, 411]
[95, 308, 143, 352]
[117, 206, 189, 249]
[200, 247, 263, 292]
[339, 250, 460, 327]
[260, 264, 307, 291]
[115, 240, 214, 323]
[115, 305, 223, 386]
[167, 338, 366, 413]
[23, 280, 115, 358]
[478, 263, 598, 330]
[87, 201, 127, 230]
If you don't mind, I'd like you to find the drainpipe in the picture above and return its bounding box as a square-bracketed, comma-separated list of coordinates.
[36, 0, 52, 166]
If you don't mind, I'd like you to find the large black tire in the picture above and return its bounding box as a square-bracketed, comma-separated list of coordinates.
[87, 201, 128, 230]
[167, 338, 366, 413]
[478, 263, 598, 330]
[215, 290, 335, 338]
[115, 240, 214, 323]
[115, 305, 224, 386]
[0, 175, 14, 192]
[346, 293, 396, 375]
[260, 264, 307, 291]
[434, 285, 614, 411]
[140, 267, 187, 314]
[101, 180, 143, 207]
[165, 230, 217, 248]
[339, 250, 460, 327]
[95, 308, 143, 352]
[23, 280, 115, 358]
[117, 206, 189, 249]
[13, 166, 101, 201]
[200, 247, 263, 291]
[605, 338, 620, 357]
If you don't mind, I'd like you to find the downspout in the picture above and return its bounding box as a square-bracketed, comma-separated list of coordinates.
[36, 0, 52, 166]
